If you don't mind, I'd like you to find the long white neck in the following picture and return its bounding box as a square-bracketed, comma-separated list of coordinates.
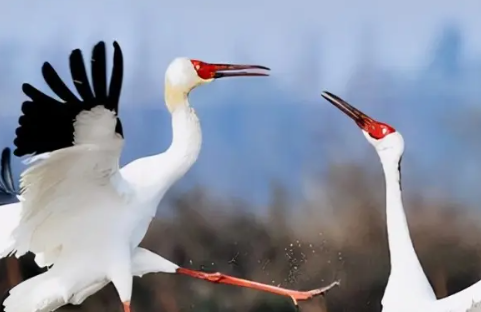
[162, 103, 202, 186]
[380, 155, 436, 303]
[123, 95, 201, 208]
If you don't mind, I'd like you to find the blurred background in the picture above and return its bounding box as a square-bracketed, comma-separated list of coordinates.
[1, 0, 481, 311]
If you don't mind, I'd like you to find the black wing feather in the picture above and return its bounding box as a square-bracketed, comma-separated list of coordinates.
[41, 62, 80, 103]
[91, 42, 108, 106]
[21, 83, 62, 105]
[0, 153, 6, 194]
[0, 148, 18, 206]
[1, 148, 15, 194]
[107, 42, 123, 113]
[69, 49, 95, 102]
[14, 41, 124, 157]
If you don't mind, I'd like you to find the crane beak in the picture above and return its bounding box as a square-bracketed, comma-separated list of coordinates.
[321, 91, 377, 131]
[321, 91, 376, 130]
[209, 63, 270, 78]
[322, 91, 397, 140]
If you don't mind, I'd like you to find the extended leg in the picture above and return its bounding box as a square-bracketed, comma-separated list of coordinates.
[177, 267, 339, 305]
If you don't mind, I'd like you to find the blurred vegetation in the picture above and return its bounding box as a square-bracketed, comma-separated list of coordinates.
[2, 161, 481, 312]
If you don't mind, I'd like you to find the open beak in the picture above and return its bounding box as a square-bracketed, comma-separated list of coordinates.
[209, 63, 270, 78]
[321, 91, 376, 130]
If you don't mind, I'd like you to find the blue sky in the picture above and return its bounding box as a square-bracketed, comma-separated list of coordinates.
[1, 0, 481, 205]
[1, 0, 480, 115]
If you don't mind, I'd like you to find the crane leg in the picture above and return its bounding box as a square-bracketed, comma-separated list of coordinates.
[176, 267, 339, 306]
[122, 301, 131, 312]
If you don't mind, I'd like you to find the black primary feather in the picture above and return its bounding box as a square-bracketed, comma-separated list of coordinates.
[13, 41, 124, 157]
[1, 148, 15, 194]
[0, 148, 18, 206]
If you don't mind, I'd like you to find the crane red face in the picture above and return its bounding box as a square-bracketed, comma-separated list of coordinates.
[190, 60, 270, 80]
[321, 91, 396, 140]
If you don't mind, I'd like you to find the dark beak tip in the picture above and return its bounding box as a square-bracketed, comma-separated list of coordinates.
[321, 91, 336, 98]
[321, 91, 332, 98]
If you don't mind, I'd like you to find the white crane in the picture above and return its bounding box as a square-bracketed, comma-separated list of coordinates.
[0, 40, 339, 312]
[321, 91, 481, 312]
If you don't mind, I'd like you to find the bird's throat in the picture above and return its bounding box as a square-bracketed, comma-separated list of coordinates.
[164, 82, 188, 113]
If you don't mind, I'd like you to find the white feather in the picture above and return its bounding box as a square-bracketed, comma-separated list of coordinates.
[0, 202, 21, 257]
[4, 272, 67, 312]
[65, 247, 179, 305]
[21, 153, 51, 166]
[11, 108, 124, 258]
[1, 103, 202, 311]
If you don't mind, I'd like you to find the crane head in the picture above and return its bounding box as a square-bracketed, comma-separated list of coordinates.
[321, 91, 404, 161]
[165, 57, 270, 93]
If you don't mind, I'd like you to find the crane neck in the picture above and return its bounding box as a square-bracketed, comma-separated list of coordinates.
[158, 92, 202, 196]
[381, 158, 416, 268]
[164, 102, 202, 180]
[380, 155, 436, 302]
[124, 89, 201, 210]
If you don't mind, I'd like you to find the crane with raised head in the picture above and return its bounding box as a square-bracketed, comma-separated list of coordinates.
[321, 91, 481, 312]
[0, 41, 338, 312]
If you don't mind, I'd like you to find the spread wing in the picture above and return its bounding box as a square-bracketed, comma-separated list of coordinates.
[14, 41, 124, 157]
[9, 41, 127, 258]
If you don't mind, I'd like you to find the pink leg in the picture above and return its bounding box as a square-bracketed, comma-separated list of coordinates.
[177, 267, 339, 306]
